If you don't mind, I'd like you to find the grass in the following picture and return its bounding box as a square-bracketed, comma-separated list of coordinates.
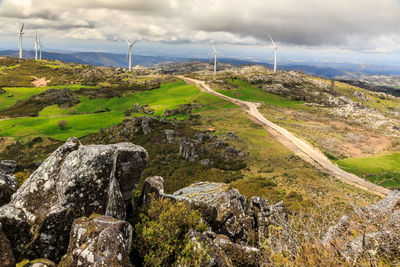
[0, 84, 96, 111]
[0, 64, 20, 71]
[216, 79, 307, 109]
[0, 80, 215, 141]
[335, 153, 400, 189]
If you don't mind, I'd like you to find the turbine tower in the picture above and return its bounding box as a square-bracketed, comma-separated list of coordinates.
[39, 38, 44, 60]
[18, 23, 24, 59]
[126, 40, 138, 71]
[211, 41, 217, 75]
[34, 32, 39, 60]
[267, 33, 278, 73]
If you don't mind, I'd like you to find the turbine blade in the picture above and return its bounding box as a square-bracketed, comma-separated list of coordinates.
[21, 23, 24, 32]
[211, 41, 216, 52]
[266, 33, 276, 46]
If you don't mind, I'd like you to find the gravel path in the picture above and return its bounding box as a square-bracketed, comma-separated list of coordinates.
[179, 76, 391, 197]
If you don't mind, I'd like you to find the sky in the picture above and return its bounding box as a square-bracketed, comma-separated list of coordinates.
[1, 0, 400, 66]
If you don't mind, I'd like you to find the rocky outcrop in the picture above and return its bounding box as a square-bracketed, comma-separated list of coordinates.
[163, 103, 201, 117]
[0, 138, 148, 261]
[0, 160, 17, 174]
[0, 223, 15, 267]
[141, 177, 296, 263]
[0, 170, 18, 206]
[124, 103, 155, 116]
[140, 176, 164, 208]
[59, 215, 133, 267]
[323, 190, 400, 261]
[172, 182, 295, 251]
[176, 132, 245, 169]
[353, 90, 369, 101]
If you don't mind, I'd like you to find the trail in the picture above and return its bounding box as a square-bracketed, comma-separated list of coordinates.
[179, 76, 391, 197]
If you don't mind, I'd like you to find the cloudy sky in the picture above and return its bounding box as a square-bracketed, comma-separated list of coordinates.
[1, 0, 400, 65]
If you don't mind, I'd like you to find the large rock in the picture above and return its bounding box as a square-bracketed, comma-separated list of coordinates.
[59, 215, 133, 267]
[0, 223, 15, 267]
[141, 177, 295, 255]
[0, 160, 17, 174]
[323, 190, 400, 260]
[0, 138, 148, 261]
[0, 170, 18, 206]
[172, 182, 295, 252]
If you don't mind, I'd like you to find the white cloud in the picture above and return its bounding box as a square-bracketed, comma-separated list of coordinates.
[0, 0, 400, 52]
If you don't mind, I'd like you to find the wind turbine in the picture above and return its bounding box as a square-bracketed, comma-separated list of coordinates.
[34, 32, 39, 60]
[211, 41, 217, 75]
[267, 33, 278, 73]
[126, 40, 138, 71]
[18, 23, 24, 59]
[39, 38, 44, 60]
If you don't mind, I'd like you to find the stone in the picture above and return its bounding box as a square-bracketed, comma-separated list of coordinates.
[0, 223, 15, 267]
[59, 215, 133, 267]
[200, 159, 212, 167]
[0, 160, 17, 174]
[323, 190, 400, 261]
[141, 116, 153, 135]
[0, 138, 148, 261]
[0, 170, 18, 206]
[353, 90, 368, 101]
[164, 129, 177, 143]
[140, 176, 164, 208]
[172, 182, 296, 252]
[179, 138, 199, 161]
[186, 230, 232, 267]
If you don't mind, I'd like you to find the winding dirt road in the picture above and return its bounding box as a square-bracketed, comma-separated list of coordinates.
[179, 76, 391, 197]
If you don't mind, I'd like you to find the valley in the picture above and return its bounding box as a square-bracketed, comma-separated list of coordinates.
[0, 57, 399, 265]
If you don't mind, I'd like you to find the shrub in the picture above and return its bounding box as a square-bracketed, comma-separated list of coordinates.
[14, 169, 31, 186]
[133, 198, 209, 266]
[57, 120, 68, 130]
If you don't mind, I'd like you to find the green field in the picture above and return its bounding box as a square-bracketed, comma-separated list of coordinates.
[335, 153, 400, 188]
[216, 79, 306, 109]
[0, 80, 220, 141]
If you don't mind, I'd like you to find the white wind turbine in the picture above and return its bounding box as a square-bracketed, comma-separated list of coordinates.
[267, 33, 278, 73]
[39, 38, 44, 60]
[34, 32, 39, 60]
[211, 41, 217, 75]
[126, 40, 138, 71]
[18, 23, 24, 59]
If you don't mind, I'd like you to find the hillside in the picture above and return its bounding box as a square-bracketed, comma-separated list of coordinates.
[0, 57, 399, 266]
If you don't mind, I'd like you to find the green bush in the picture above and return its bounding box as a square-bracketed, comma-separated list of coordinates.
[57, 120, 68, 130]
[133, 198, 209, 266]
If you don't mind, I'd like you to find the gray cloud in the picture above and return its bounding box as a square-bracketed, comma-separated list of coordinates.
[0, 0, 400, 52]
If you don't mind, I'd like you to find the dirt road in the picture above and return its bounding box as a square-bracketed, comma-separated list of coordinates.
[179, 76, 391, 197]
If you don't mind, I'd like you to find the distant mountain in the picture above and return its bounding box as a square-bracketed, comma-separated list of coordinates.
[0, 50, 399, 81]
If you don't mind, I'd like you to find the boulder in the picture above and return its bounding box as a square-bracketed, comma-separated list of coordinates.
[0, 138, 148, 261]
[323, 190, 400, 260]
[139, 179, 295, 265]
[140, 176, 164, 208]
[59, 215, 133, 267]
[0, 160, 17, 174]
[186, 230, 232, 267]
[164, 129, 177, 143]
[172, 182, 295, 251]
[200, 159, 212, 167]
[0, 223, 15, 267]
[0, 170, 18, 206]
[179, 138, 199, 162]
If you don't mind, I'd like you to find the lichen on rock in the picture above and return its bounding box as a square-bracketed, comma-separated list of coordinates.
[0, 137, 148, 261]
